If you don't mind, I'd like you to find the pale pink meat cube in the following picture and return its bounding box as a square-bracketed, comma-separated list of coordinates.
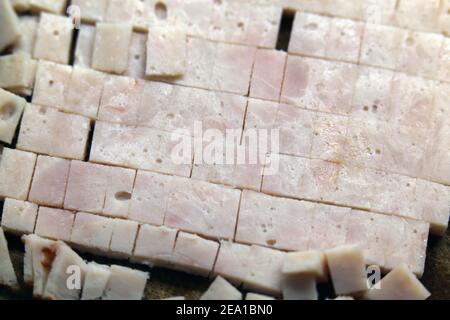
[326, 18, 364, 63]
[362, 0, 397, 25]
[389, 73, 435, 129]
[170, 232, 219, 277]
[1, 199, 38, 235]
[102, 166, 136, 219]
[98, 76, 144, 124]
[125, 33, 147, 79]
[437, 38, 450, 82]
[351, 66, 394, 121]
[17, 104, 91, 160]
[70, 212, 114, 253]
[311, 112, 348, 162]
[208, 2, 249, 44]
[104, 0, 137, 25]
[165, 178, 241, 240]
[0, 148, 37, 201]
[29, 156, 70, 207]
[90, 121, 192, 177]
[413, 179, 450, 235]
[109, 219, 139, 258]
[34, 207, 75, 242]
[403, 220, 429, 277]
[281, 56, 358, 115]
[74, 25, 95, 68]
[236, 190, 314, 252]
[263, 155, 340, 203]
[176, 0, 212, 38]
[275, 104, 315, 157]
[133, 224, 178, 267]
[210, 42, 256, 95]
[213, 241, 252, 286]
[244, 98, 278, 132]
[128, 170, 171, 226]
[244, 5, 282, 48]
[288, 12, 330, 58]
[250, 49, 286, 102]
[13, 16, 39, 55]
[394, 0, 440, 33]
[32, 61, 72, 109]
[360, 23, 405, 69]
[71, 0, 108, 24]
[64, 66, 105, 119]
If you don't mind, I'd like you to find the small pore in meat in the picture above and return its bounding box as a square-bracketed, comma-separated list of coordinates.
[115, 191, 132, 201]
[155, 2, 168, 20]
[0, 103, 16, 121]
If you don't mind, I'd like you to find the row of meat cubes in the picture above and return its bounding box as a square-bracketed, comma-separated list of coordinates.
[0, 148, 430, 276]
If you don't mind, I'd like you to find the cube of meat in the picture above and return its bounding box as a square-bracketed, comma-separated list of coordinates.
[288, 12, 330, 58]
[64, 66, 105, 118]
[33, 13, 74, 64]
[325, 18, 364, 63]
[360, 24, 405, 69]
[102, 265, 149, 300]
[1, 199, 38, 235]
[13, 16, 39, 54]
[437, 38, 450, 82]
[0, 228, 19, 289]
[92, 22, 133, 74]
[245, 5, 282, 48]
[43, 242, 87, 300]
[208, 2, 249, 44]
[363, 265, 430, 300]
[394, 0, 440, 33]
[282, 251, 328, 282]
[311, 113, 349, 162]
[105, 0, 152, 31]
[281, 56, 358, 115]
[29, 156, 71, 207]
[145, 26, 187, 78]
[245, 293, 275, 300]
[64, 161, 136, 218]
[361, 0, 396, 24]
[74, 25, 95, 68]
[70, 212, 114, 253]
[0, 148, 37, 201]
[0, 53, 37, 97]
[210, 42, 256, 95]
[125, 33, 147, 79]
[32, 61, 72, 109]
[133, 225, 178, 267]
[200, 276, 242, 300]
[90, 121, 192, 177]
[0, 0, 21, 52]
[81, 263, 111, 300]
[17, 104, 91, 160]
[282, 274, 318, 300]
[35, 207, 75, 242]
[71, 0, 109, 24]
[244, 98, 278, 133]
[30, 0, 68, 14]
[250, 49, 286, 102]
[325, 245, 368, 296]
[170, 232, 219, 277]
[109, 219, 139, 258]
[0, 88, 26, 144]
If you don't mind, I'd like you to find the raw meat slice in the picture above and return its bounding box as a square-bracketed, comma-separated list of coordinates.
[325, 245, 368, 296]
[250, 49, 286, 101]
[64, 66, 105, 118]
[70, 212, 114, 253]
[133, 224, 178, 267]
[33, 13, 74, 64]
[145, 26, 187, 78]
[109, 219, 139, 258]
[32, 61, 72, 109]
[282, 274, 318, 300]
[90, 121, 192, 177]
[170, 232, 219, 277]
[29, 155, 71, 207]
[200, 276, 242, 300]
[288, 12, 330, 58]
[0, 148, 37, 201]
[17, 104, 91, 160]
[282, 251, 328, 282]
[102, 265, 149, 300]
[125, 33, 146, 79]
[0, 88, 26, 144]
[0, 228, 19, 289]
[394, 0, 440, 33]
[326, 18, 364, 63]
[363, 265, 430, 300]
[43, 242, 87, 300]
[0, 0, 21, 52]
[92, 22, 133, 74]
[0, 53, 37, 96]
[64, 161, 136, 218]
[71, 0, 108, 24]
[74, 25, 95, 68]
[35, 207, 75, 242]
[245, 293, 275, 300]
[1, 198, 38, 235]
[81, 263, 111, 300]
[30, 0, 68, 14]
